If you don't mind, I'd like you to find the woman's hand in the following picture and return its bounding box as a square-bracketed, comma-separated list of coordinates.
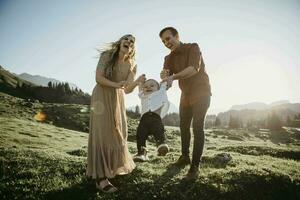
[114, 81, 126, 88]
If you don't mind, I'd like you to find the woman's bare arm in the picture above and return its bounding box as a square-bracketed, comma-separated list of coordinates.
[124, 73, 145, 94]
[96, 69, 124, 88]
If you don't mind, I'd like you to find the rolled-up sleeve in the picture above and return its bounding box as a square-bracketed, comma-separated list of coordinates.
[188, 43, 201, 71]
[163, 56, 174, 75]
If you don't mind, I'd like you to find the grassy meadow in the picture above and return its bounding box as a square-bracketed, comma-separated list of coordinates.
[0, 92, 300, 200]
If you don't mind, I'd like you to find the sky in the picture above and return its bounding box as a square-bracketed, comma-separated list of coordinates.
[1, 0, 299, 114]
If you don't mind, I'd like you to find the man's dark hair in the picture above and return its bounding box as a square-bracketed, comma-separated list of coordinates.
[159, 27, 178, 37]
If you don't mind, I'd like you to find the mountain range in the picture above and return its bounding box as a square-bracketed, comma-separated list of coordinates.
[230, 100, 291, 111]
[0, 65, 90, 104]
[0, 65, 35, 88]
[18, 73, 78, 89]
[217, 101, 300, 125]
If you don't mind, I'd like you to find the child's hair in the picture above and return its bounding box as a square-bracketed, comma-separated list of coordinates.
[145, 79, 160, 89]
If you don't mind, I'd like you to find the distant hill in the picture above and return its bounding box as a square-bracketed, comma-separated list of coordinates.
[269, 100, 290, 107]
[230, 100, 291, 111]
[218, 101, 300, 126]
[230, 102, 268, 111]
[0, 65, 37, 99]
[0, 65, 36, 88]
[18, 73, 78, 89]
[0, 65, 90, 104]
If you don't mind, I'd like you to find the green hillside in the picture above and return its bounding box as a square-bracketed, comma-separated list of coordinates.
[0, 92, 300, 200]
[0, 66, 90, 105]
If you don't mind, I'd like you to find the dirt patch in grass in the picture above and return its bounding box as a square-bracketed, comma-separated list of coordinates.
[67, 149, 87, 157]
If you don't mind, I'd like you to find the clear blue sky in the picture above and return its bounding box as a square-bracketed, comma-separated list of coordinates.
[1, 0, 300, 114]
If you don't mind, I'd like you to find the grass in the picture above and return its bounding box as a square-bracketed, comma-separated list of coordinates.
[0, 92, 300, 199]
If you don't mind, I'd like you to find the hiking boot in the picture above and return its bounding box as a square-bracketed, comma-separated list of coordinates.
[133, 147, 149, 162]
[183, 165, 199, 180]
[157, 143, 169, 156]
[174, 155, 190, 167]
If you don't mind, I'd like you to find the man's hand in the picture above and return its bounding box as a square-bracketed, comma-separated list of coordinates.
[160, 69, 169, 79]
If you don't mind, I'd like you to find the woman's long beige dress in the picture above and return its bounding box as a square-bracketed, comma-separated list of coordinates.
[86, 53, 136, 179]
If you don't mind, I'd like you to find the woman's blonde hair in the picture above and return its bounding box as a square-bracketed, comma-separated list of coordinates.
[98, 34, 136, 79]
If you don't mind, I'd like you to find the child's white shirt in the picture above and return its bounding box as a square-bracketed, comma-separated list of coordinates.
[138, 82, 170, 118]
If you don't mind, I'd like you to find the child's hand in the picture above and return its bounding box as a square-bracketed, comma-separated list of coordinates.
[161, 75, 173, 89]
[137, 74, 146, 83]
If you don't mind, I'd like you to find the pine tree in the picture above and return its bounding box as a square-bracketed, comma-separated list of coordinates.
[286, 116, 292, 126]
[135, 105, 140, 115]
[47, 81, 52, 88]
[64, 82, 71, 94]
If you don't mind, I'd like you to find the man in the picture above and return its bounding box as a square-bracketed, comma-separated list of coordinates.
[160, 27, 211, 180]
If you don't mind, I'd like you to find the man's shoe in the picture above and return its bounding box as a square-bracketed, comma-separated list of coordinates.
[183, 165, 199, 180]
[157, 144, 169, 156]
[133, 147, 149, 162]
[174, 155, 190, 167]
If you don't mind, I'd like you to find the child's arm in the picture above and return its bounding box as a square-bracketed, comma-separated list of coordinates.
[138, 81, 144, 98]
[151, 82, 167, 96]
[159, 82, 168, 91]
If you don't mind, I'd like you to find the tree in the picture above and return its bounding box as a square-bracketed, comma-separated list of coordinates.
[47, 81, 52, 88]
[228, 115, 240, 129]
[214, 117, 221, 127]
[64, 82, 71, 94]
[162, 113, 180, 127]
[286, 116, 292, 126]
[295, 114, 300, 120]
[135, 105, 140, 115]
[267, 111, 282, 131]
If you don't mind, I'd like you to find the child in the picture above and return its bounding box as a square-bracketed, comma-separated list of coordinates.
[133, 78, 170, 162]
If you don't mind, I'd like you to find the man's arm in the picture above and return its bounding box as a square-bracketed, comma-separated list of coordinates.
[173, 43, 202, 80]
[162, 43, 203, 83]
[161, 66, 197, 86]
[172, 66, 198, 80]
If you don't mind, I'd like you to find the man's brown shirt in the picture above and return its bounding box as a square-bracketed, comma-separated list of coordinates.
[163, 43, 211, 106]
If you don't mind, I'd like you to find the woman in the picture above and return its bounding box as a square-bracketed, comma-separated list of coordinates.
[86, 34, 144, 192]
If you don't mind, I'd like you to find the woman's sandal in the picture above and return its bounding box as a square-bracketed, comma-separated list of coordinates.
[96, 179, 118, 193]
